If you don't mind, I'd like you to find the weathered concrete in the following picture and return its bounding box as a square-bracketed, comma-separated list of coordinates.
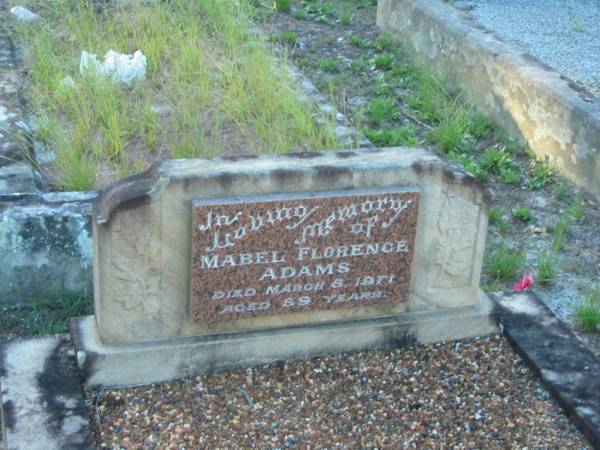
[0, 335, 94, 450]
[89, 147, 490, 345]
[0, 192, 96, 307]
[73, 292, 496, 387]
[492, 291, 600, 449]
[377, 0, 600, 199]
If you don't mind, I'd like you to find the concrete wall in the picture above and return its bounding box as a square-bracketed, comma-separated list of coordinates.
[0, 192, 95, 307]
[377, 0, 600, 199]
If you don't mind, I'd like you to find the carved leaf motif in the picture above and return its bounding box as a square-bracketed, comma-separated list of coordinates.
[110, 212, 161, 316]
[430, 191, 478, 290]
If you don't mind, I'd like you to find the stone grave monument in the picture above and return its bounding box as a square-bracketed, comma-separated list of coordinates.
[71, 147, 497, 387]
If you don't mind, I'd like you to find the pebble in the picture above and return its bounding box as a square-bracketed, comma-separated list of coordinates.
[89, 336, 589, 448]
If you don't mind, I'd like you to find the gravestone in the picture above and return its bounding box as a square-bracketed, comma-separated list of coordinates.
[71, 147, 497, 387]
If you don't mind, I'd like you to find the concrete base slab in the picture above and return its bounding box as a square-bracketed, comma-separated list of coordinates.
[492, 292, 600, 448]
[0, 335, 94, 450]
[72, 292, 497, 387]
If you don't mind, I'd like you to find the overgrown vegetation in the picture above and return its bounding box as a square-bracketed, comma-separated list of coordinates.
[485, 244, 525, 281]
[512, 206, 534, 222]
[537, 252, 558, 286]
[488, 207, 510, 233]
[552, 215, 570, 253]
[574, 286, 600, 332]
[13, 0, 337, 190]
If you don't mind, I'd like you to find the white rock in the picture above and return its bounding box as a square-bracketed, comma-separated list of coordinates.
[60, 76, 76, 88]
[80, 49, 147, 85]
[79, 51, 101, 76]
[10, 6, 40, 22]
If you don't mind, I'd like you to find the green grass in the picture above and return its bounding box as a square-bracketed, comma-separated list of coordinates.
[512, 206, 534, 222]
[481, 280, 503, 293]
[274, 0, 293, 12]
[552, 215, 570, 252]
[574, 286, 600, 332]
[403, 69, 485, 154]
[537, 252, 558, 286]
[350, 35, 366, 48]
[272, 31, 299, 45]
[498, 165, 521, 184]
[447, 151, 487, 181]
[406, 70, 449, 125]
[529, 159, 555, 189]
[15, 0, 337, 190]
[339, 8, 352, 25]
[319, 57, 340, 73]
[331, 27, 524, 185]
[489, 207, 510, 233]
[552, 182, 570, 202]
[568, 194, 586, 222]
[363, 125, 417, 147]
[350, 57, 368, 73]
[302, 1, 334, 21]
[366, 97, 398, 127]
[1, 295, 93, 337]
[480, 147, 520, 184]
[374, 52, 395, 71]
[485, 244, 525, 281]
[426, 108, 472, 153]
[373, 33, 394, 51]
[291, 8, 307, 19]
[375, 78, 394, 96]
[468, 111, 493, 139]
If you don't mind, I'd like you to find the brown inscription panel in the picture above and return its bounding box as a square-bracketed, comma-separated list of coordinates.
[190, 187, 420, 323]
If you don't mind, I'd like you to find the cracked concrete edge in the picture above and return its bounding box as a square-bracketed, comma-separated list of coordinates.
[491, 291, 600, 449]
[377, 0, 600, 200]
[0, 335, 94, 450]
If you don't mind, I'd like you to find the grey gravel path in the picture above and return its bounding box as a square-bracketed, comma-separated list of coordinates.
[454, 0, 600, 97]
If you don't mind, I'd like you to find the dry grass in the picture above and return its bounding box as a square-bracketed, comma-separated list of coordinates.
[13, 0, 338, 190]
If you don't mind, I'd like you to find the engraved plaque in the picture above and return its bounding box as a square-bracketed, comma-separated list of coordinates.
[190, 187, 420, 323]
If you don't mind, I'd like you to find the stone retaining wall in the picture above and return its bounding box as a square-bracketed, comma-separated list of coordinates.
[377, 0, 600, 199]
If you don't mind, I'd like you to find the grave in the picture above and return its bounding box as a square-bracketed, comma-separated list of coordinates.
[71, 147, 497, 387]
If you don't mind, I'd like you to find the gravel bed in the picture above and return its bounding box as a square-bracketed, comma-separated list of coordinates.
[454, 0, 600, 97]
[89, 335, 589, 449]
